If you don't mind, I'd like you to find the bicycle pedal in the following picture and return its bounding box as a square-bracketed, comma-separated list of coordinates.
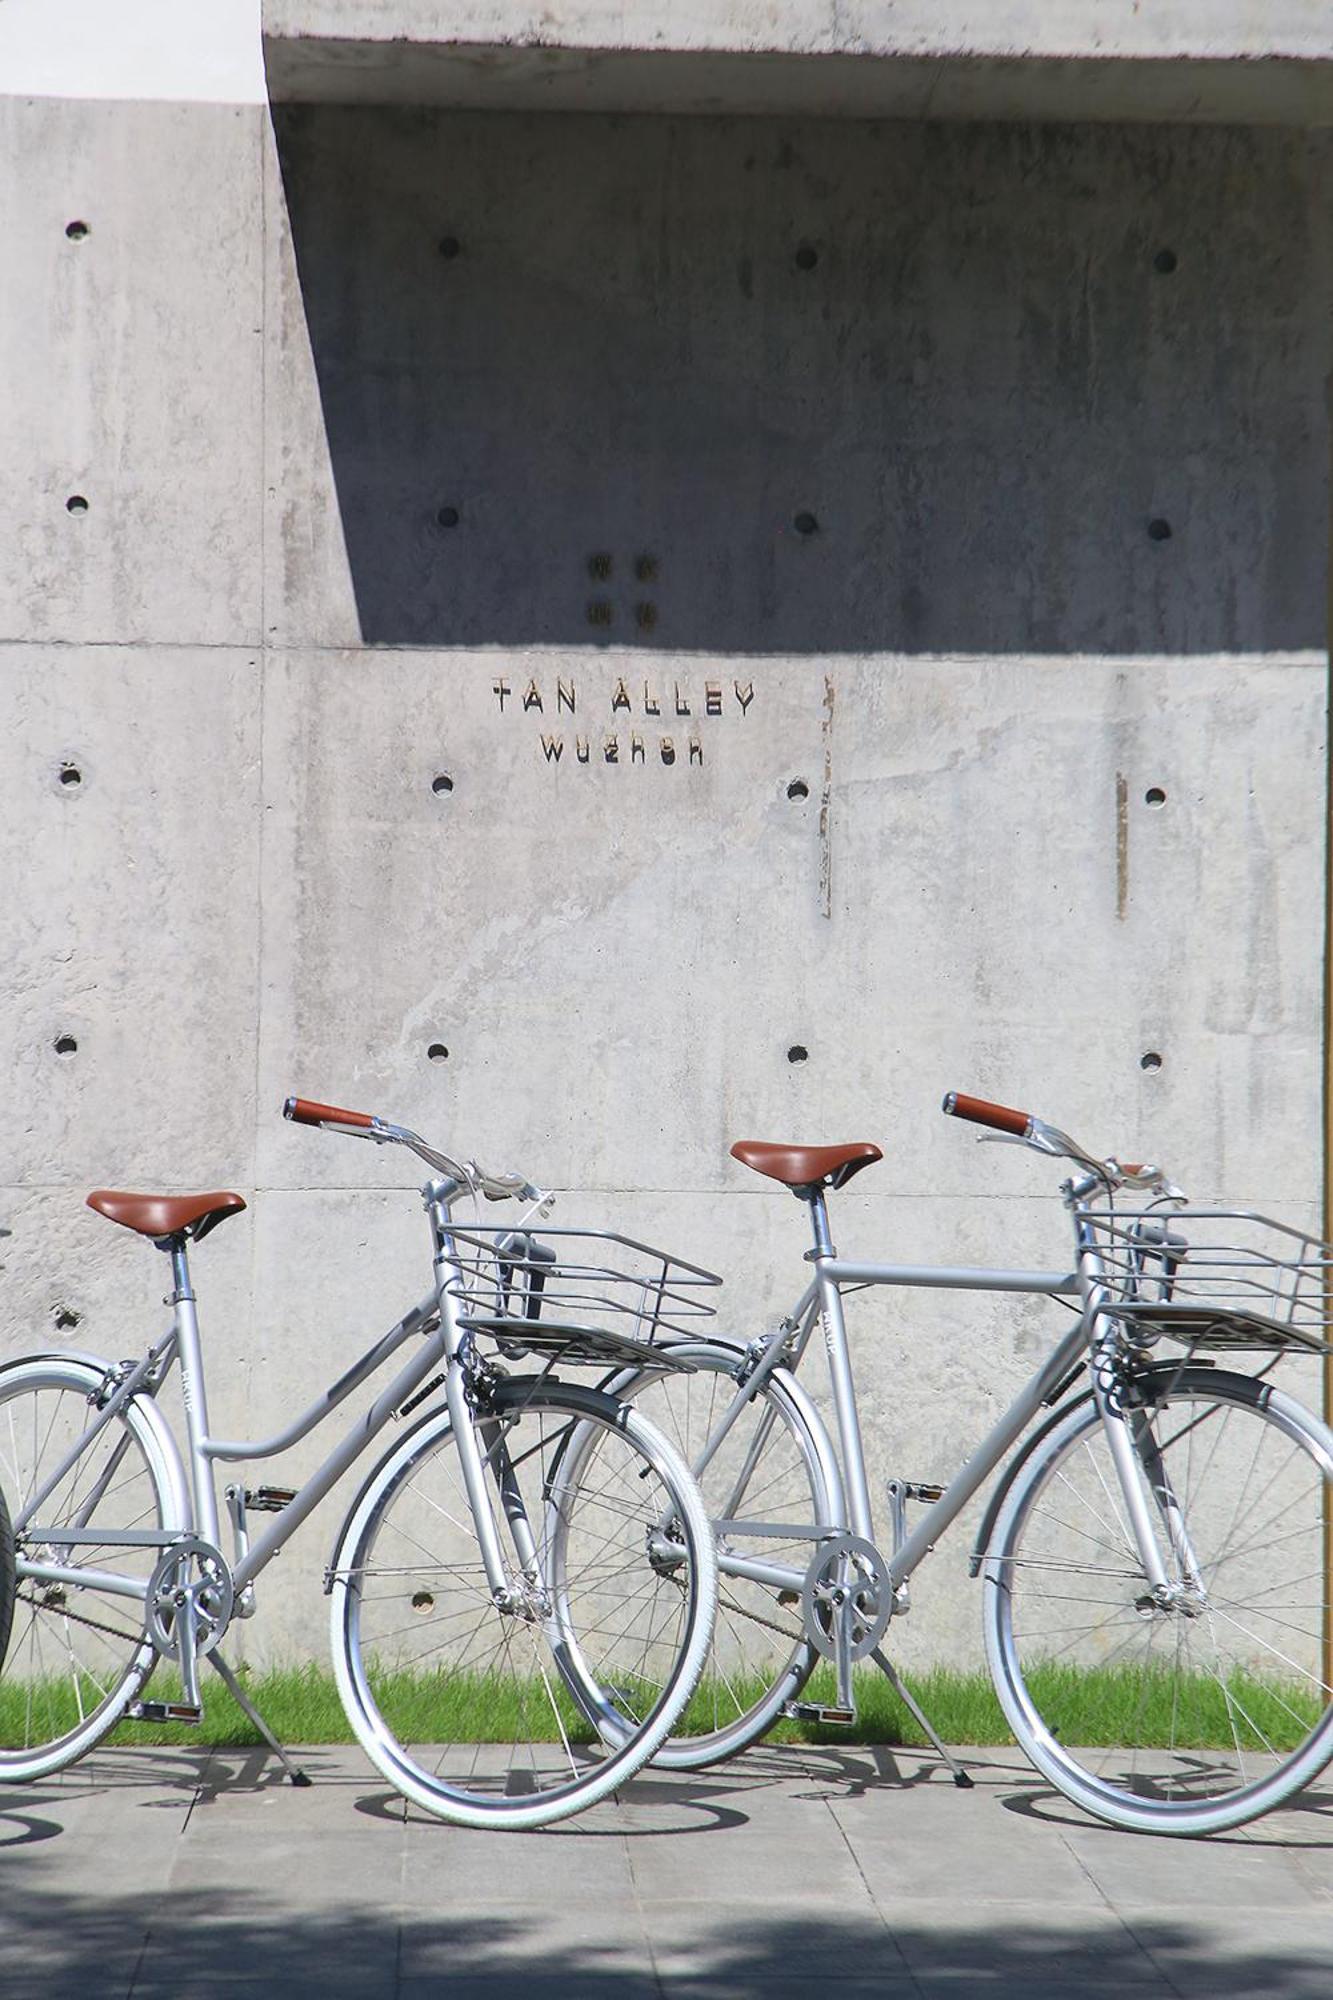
[782, 1702, 857, 1726]
[245, 1486, 297, 1513]
[127, 1701, 203, 1725]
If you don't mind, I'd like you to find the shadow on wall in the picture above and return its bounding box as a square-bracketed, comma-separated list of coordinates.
[273, 108, 1329, 655]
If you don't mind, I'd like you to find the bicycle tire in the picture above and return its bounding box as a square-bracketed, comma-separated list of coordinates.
[0, 1355, 187, 1780]
[984, 1364, 1333, 1835]
[328, 1375, 718, 1829]
[606, 1339, 839, 1768]
[0, 1481, 15, 1675]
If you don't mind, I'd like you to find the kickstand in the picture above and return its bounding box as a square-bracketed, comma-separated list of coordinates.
[209, 1653, 312, 1788]
[869, 1647, 973, 1789]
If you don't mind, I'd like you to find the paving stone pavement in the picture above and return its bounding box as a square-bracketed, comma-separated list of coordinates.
[0, 1741, 1329, 1998]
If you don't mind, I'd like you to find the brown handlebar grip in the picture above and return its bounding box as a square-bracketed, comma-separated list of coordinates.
[283, 1096, 374, 1129]
[941, 1091, 1033, 1138]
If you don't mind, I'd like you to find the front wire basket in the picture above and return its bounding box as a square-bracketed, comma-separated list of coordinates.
[443, 1224, 722, 1369]
[1086, 1204, 1333, 1354]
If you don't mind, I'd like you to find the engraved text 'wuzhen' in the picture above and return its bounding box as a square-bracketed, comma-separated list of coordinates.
[492, 676, 756, 767]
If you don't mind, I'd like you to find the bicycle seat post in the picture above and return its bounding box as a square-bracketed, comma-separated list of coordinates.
[161, 1233, 220, 1549]
[803, 1188, 837, 1262]
[801, 1182, 876, 1546]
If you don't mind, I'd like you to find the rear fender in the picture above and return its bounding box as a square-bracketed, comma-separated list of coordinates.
[0, 1348, 191, 1535]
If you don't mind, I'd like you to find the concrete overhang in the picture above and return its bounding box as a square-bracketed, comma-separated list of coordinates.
[262, 5, 1333, 123]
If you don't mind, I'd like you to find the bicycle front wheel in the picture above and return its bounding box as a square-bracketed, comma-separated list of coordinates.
[984, 1366, 1333, 1835]
[329, 1376, 717, 1829]
[0, 1355, 187, 1780]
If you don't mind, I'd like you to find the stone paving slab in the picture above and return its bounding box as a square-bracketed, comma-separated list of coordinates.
[0, 1742, 1328, 1998]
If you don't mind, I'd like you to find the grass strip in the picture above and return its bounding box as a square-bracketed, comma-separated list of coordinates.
[1, 1661, 1321, 1751]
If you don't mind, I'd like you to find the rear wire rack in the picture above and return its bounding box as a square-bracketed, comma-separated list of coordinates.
[445, 1225, 722, 1369]
[1086, 1205, 1333, 1354]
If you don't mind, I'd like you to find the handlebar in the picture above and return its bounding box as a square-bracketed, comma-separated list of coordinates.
[941, 1092, 1033, 1139]
[284, 1096, 373, 1130]
[283, 1095, 538, 1204]
[942, 1090, 1177, 1197]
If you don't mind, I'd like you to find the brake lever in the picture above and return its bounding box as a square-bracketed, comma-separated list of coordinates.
[976, 1129, 1068, 1159]
[516, 1188, 555, 1229]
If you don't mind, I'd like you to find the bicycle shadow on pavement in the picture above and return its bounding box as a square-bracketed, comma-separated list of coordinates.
[358, 1742, 968, 1835]
[999, 1773, 1333, 1851]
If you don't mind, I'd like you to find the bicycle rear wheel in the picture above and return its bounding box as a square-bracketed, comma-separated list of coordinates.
[329, 1376, 717, 1828]
[0, 1355, 186, 1780]
[984, 1366, 1333, 1835]
[606, 1340, 838, 1767]
[0, 1481, 15, 1675]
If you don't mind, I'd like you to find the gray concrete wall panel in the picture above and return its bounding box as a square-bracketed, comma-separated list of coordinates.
[258, 650, 1323, 1209]
[1, 646, 262, 1188]
[0, 99, 264, 647]
[267, 112, 1328, 657]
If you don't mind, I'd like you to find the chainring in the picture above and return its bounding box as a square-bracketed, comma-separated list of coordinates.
[800, 1532, 893, 1661]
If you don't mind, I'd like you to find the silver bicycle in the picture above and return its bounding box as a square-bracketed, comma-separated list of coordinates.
[609, 1090, 1333, 1836]
[0, 1096, 718, 1830]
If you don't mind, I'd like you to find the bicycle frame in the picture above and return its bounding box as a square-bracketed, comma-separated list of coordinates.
[16, 1176, 528, 1627]
[695, 1177, 1181, 1606]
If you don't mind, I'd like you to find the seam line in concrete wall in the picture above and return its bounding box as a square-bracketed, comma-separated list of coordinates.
[2, 641, 1326, 668]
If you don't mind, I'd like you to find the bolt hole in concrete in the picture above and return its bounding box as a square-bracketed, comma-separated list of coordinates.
[437, 235, 461, 260]
[794, 242, 819, 270]
[1153, 248, 1178, 274]
[431, 773, 454, 795]
[588, 553, 613, 580]
[587, 599, 613, 627]
[427, 1043, 449, 1063]
[58, 763, 82, 787]
[787, 778, 809, 800]
[787, 1045, 809, 1064]
[52, 1305, 82, 1331]
[1144, 787, 1166, 808]
[634, 554, 658, 582]
[793, 512, 819, 537]
[65, 219, 89, 241]
[436, 505, 460, 528]
[1140, 1051, 1163, 1073]
[635, 602, 657, 630]
[53, 1035, 78, 1058]
[66, 495, 89, 515]
[1147, 517, 1173, 541]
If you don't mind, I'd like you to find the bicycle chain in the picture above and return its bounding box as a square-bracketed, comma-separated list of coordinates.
[14, 1587, 147, 1649]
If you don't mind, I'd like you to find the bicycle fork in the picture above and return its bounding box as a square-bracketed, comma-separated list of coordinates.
[1090, 1338, 1206, 1609]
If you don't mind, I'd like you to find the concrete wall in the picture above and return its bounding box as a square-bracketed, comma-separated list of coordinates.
[1, 10, 1329, 1666]
[263, 1, 1333, 120]
[266, 0, 1333, 56]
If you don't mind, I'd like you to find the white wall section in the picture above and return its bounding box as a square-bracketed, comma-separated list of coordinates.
[0, 0, 265, 103]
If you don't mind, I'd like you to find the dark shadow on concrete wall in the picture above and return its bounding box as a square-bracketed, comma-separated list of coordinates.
[274, 108, 1328, 654]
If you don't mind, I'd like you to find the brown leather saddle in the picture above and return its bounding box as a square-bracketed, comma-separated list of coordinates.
[86, 1189, 247, 1243]
[730, 1140, 882, 1192]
